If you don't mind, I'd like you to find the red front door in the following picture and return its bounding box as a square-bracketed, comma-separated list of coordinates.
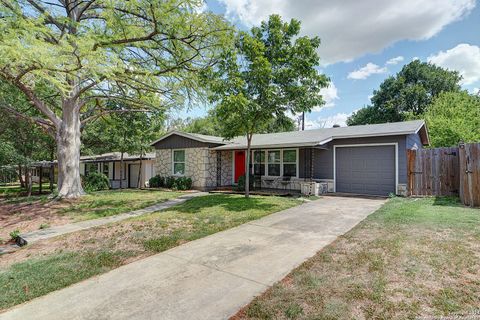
[234, 151, 246, 183]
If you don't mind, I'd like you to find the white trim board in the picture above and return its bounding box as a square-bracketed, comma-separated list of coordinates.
[333, 143, 399, 194]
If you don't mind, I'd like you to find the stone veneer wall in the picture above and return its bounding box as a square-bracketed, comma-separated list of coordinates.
[218, 151, 233, 186]
[155, 149, 172, 177]
[154, 148, 220, 190]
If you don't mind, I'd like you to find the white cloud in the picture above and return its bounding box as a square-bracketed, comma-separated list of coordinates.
[312, 82, 339, 111]
[218, 0, 475, 64]
[306, 112, 351, 129]
[347, 63, 387, 80]
[471, 87, 480, 95]
[428, 43, 480, 85]
[386, 56, 404, 65]
[412, 57, 420, 61]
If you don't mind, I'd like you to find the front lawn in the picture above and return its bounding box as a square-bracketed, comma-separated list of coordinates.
[235, 197, 480, 320]
[0, 194, 302, 311]
[0, 189, 184, 241]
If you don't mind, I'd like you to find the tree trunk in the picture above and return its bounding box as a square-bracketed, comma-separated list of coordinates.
[245, 134, 252, 198]
[25, 167, 32, 197]
[56, 103, 85, 198]
[120, 152, 124, 189]
[18, 164, 25, 188]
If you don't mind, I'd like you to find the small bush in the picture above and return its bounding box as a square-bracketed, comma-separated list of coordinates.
[149, 175, 165, 188]
[84, 172, 110, 192]
[175, 177, 192, 191]
[162, 176, 192, 190]
[9, 229, 20, 241]
[236, 174, 254, 191]
[165, 176, 176, 189]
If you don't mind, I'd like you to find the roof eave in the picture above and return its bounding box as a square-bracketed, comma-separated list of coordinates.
[212, 142, 327, 150]
[150, 131, 227, 146]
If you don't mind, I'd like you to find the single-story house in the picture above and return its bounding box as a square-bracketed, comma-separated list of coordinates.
[151, 120, 429, 196]
[31, 152, 156, 189]
[79, 152, 156, 188]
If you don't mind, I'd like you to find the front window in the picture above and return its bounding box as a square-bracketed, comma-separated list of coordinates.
[253, 150, 265, 176]
[173, 150, 185, 175]
[267, 150, 281, 176]
[283, 150, 297, 177]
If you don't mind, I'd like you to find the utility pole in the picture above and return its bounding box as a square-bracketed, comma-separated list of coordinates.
[301, 112, 305, 131]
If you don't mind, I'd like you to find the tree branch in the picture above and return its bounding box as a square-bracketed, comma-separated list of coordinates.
[0, 71, 62, 127]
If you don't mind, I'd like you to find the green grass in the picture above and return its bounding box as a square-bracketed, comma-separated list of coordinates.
[0, 194, 302, 310]
[0, 251, 129, 308]
[59, 189, 184, 221]
[0, 183, 54, 196]
[238, 197, 480, 320]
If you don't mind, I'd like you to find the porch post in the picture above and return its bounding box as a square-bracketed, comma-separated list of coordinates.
[310, 148, 314, 181]
[39, 166, 43, 194]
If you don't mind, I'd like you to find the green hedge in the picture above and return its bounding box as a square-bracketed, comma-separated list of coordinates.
[149, 175, 192, 191]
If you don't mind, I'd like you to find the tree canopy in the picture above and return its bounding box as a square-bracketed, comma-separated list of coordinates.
[347, 60, 462, 125]
[206, 14, 329, 196]
[425, 91, 480, 147]
[0, 0, 231, 198]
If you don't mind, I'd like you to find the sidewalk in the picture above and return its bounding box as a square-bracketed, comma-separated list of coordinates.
[18, 192, 207, 245]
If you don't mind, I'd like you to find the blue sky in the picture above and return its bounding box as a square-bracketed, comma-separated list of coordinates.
[178, 0, 480, 128]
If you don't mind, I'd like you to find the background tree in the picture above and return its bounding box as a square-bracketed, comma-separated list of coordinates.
[82, 106, 165, 188]
[169, 109, 295, 136]
[206, 15, 329, 197]
[0, 81, 55, 192]
[0, 0, 230, 198]
[347, 60, 462, 125]
[425, 91, 480, 147]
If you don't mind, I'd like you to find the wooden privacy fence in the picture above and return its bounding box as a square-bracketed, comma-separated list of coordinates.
[459, 143, 480, 207]
[408, 143, 480, 207]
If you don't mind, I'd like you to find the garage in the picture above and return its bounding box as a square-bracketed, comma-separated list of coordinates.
[335, 145, 396, 196]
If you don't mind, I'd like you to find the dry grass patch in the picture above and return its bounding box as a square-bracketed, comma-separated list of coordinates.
[234, 197, 480, 320]
[0, 188, 183, 241]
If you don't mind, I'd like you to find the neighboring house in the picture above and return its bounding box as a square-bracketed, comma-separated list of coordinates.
[79, 152, 156, 188]
[151, 120, 429, 196]
[32, 152, 156, 189]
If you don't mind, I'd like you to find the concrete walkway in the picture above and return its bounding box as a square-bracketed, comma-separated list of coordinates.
[18, 192, 207, 245]
[1, 196, 386, 320]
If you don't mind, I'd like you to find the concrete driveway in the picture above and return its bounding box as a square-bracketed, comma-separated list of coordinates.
[0, 196, 386, 320]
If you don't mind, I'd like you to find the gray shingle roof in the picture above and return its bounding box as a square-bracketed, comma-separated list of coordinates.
[213, 120, 427, 150]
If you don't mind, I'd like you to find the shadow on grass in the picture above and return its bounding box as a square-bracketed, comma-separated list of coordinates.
[431, 196, 463, 208]
[164, 194, 278, 214]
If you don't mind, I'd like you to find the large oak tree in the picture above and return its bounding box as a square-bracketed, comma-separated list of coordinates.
[0, 0, 230, 198]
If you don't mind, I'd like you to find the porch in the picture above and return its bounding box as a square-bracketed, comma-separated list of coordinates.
[79, 152, 156, 189]
[216, 147, 332, 194]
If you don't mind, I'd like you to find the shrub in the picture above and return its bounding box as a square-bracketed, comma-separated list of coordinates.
[163, 176, 193, 190]
[236, 174, 254, 191]
[9, 229, 20, 241]
[165, 176, 176, 189]
[149, 175, 165, 188]
[175, 177, 192, 191]
[84, 172, 110, 192]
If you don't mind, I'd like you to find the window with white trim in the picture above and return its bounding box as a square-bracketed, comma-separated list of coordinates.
[282, 150, 297, 177]
[253, 150, 265, 176]
[267, 150, 281, 176]
[173, 150, 185, 175]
